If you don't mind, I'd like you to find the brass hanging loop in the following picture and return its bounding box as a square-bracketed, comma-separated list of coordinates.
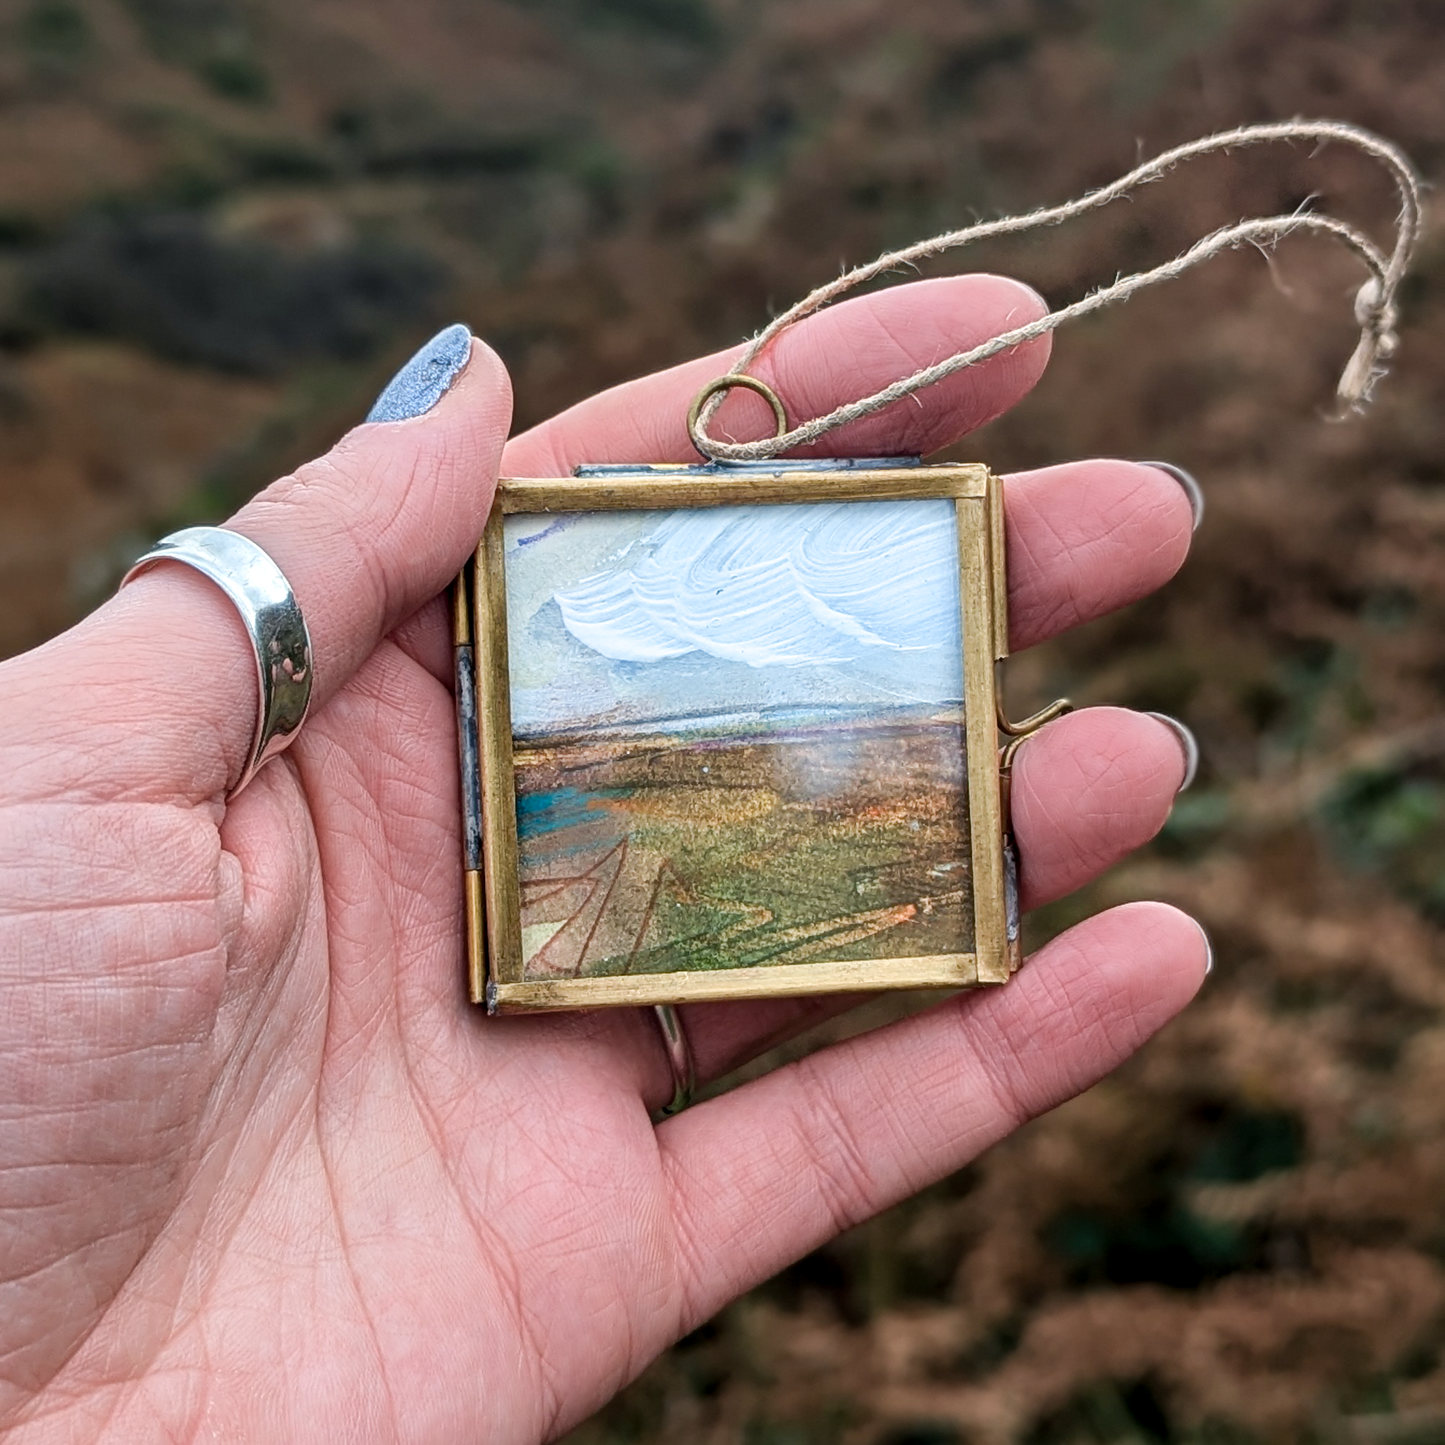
[687, 373, 789, 460]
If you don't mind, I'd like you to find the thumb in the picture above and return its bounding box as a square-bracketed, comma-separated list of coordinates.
[14, 324, 511, 801]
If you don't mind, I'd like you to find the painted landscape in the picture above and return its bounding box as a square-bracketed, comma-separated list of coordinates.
[504, 498, 973, 980]
[513, 708, 974, 978]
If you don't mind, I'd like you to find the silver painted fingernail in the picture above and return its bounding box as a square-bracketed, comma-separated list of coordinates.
[1146, 711, 1199, 793]
[1193, 918, 1214, 977]
[366, 322, 473, 422]
[1141, 461, 1205, 532]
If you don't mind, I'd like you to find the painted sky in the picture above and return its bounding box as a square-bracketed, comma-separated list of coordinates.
[504, 499, 964, 736]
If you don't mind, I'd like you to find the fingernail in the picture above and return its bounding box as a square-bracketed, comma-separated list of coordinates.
[366, 323, 473, 422]
[1193, 918, 1214, 977]
[1141, 461, 1205, 532]
[1146, 711, 1200, 793]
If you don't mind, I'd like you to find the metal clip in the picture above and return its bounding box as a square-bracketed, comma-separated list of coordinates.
[996, 664, 1073, 971]
[996, 661, 1073, 770]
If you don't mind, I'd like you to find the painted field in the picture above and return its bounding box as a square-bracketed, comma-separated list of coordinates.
[514, 708, 973, 979]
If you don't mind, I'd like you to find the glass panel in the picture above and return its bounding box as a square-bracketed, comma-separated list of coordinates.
[503, 498, 974, 979]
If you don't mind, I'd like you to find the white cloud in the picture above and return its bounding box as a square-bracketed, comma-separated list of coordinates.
[554, 501, 960, 667]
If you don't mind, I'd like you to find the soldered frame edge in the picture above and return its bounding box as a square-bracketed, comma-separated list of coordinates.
[474, 509, 524, 986]
[961, 473, 1009, 984]
[496, 466, 988, 514]
[489, 956, 976, 1013]
[471, 463, 1007, 1013]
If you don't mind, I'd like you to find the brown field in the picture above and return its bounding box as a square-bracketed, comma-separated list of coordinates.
[514, 713, 975, 978]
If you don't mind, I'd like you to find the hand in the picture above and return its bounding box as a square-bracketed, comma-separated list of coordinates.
[0, 276, 1207, 1443]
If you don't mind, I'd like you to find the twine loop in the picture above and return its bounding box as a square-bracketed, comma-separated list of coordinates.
[689, 120, 1422, 462]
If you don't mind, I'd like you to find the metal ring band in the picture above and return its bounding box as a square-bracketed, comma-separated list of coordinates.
[653, 1004, 696, 1116]
[686, 373, 789, 460]
[122, 527, 313, 799]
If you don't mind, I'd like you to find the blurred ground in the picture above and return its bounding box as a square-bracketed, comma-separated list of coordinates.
[1, 0, 1443, 1440]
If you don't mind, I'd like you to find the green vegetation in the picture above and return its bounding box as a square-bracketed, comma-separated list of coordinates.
[119, 0, 272, 105]
[20, 213, 444, 374]
[1321, 766, 1445, 917]
[20, 0, 91, 58]
[198, 51, 270, 104]
[516, 0, 721, 46]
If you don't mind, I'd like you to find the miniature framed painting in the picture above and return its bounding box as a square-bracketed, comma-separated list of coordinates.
[456, 460, 1016, 1013]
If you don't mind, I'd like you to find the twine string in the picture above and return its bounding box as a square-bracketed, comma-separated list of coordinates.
[689, 120, 1422, 461]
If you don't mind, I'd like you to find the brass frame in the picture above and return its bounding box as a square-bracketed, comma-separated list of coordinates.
[457, 463, 1015, 1014]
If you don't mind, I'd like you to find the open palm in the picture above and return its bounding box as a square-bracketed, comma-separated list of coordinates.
[0, 276, 1206, 1443]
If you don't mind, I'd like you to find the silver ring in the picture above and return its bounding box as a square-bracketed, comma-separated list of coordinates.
[122, 526, 313, 799]
[653, 1005, 696, 1116]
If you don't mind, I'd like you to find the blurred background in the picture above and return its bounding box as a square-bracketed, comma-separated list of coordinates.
[1, 0, 1443, 1439]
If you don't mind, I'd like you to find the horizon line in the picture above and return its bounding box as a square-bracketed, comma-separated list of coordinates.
[512, 699, 966, 747]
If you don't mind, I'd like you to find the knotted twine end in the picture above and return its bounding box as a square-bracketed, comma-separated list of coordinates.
[1337, 275, 1403, 413]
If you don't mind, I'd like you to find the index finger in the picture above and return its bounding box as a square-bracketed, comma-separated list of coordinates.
[503, 273, 1051, 474]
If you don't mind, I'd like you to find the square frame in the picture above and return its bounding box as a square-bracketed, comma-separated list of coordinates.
[459, 462, 1014, 1013]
